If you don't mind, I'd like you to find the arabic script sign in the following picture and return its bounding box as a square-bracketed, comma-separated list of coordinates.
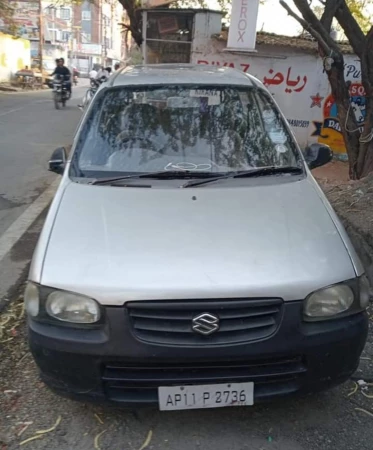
[227, 0, 259, 51]
[197, 60, 308, 94]
[263, 68, 307, 94]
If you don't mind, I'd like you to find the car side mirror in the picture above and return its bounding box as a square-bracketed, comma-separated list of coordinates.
[304, 143, 333, 170]
[49, 147, 67, 175]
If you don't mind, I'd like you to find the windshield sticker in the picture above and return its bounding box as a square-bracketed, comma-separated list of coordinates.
[275, 144, 287, 154]
[269, 131, 287, 144]
[165, 162, 212, 171]
[190, 89, 221, 105]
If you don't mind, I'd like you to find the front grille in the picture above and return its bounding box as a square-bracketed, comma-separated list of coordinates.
[127, 299, 283, 346]
[102, 356, 306, 402]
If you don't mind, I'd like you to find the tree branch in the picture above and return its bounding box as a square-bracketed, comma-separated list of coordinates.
[292, 0, 342, 53]
[361, 25, 373, 93]
[279, 0, 331, 55]
[335, 0, 366, 58]
[320, 0, 341, 32]
[119, 22, 131, 31]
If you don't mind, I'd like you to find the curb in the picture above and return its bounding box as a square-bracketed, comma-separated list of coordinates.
[0, 86, 20, 92]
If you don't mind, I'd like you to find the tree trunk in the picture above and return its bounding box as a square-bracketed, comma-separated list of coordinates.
[360, 140, 373, 177]
[356, 109, 373, 177]
[335, 8, 373, 178]
[323, 52, 361, 178]
[118, 0, 143, 47]
[354, 28, 373, 178]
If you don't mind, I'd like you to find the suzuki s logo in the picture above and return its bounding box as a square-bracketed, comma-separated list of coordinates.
[192, 313, 220, 336]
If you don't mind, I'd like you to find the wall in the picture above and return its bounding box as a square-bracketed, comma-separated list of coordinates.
[104, 2, 124, 61]
[191, 37, 362, 155]
[0, 33, 31, 82]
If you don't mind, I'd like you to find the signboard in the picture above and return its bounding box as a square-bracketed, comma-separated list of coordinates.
[0, 1, 40, 40]
[0, 1, 69, 41]
[158, 16, 179, 34]
[227, 0, 259, 51]
[76, 43, 102, 55]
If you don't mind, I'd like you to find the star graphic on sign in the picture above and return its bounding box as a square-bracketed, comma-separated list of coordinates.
[310, 93, 324, 108]
[327, 101, 333, 108]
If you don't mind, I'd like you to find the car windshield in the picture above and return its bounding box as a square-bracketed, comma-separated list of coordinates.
[72, 85, 301, 178]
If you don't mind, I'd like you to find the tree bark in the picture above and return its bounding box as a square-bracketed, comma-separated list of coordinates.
[118, 0, 142, 47]
[320, 0, 341, 32]
[335, 1, 365, 58]
[325, 54, 360, 178]
[360, 141, 373, 177]
[336, 5, 373, 178]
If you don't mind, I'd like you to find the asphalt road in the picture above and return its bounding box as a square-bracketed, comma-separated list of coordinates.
[0, 85, 85, 304]
[0, 85, 373, 450]
[0, 87, 83, 236]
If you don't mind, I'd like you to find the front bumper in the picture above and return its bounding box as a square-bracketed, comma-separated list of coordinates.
[28, 302, 368, 406]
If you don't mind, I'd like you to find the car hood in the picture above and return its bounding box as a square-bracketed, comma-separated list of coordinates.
[40, 178, 356, 305]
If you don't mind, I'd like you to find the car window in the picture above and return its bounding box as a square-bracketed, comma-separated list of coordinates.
[71, 85, 301, 178]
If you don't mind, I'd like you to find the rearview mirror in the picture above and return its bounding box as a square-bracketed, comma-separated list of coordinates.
[304, 143, 333, 170]
[49, 147, 67, 175]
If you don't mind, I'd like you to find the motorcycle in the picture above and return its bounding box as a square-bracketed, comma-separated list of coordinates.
[53, 75, 70, 110]
[79, 76, 107, 111]
[73, 75, 78, 86]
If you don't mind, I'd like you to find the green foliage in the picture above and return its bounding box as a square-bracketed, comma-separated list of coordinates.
[312, 0, 372, 34]
[346, 0, 371, 33]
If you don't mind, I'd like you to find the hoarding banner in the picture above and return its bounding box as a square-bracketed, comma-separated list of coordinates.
[227, 0, 259, 51]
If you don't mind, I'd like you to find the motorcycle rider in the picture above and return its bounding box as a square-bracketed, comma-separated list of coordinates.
[78, 66, 111, 109]
[51, 58, 72, 97]
[96, 66, 110, 81]
[72, 67, 79, 85]
[89, 67, 98, 80]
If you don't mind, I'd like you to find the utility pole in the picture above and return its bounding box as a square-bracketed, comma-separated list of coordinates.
[70, 5, 74, 68]
[99, 0, 104, 66]
[38, 0, 44, 81]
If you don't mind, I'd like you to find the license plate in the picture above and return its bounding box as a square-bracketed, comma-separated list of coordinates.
[158, 382, 254, 411]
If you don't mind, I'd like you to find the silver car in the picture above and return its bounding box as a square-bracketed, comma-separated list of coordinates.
[25, 64, 369, 411]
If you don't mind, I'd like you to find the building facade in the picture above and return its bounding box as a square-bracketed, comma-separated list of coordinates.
[71, 0, 125, 75]
[0, 0, 125, 77]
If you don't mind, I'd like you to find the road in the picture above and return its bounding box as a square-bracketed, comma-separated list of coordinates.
[0, 86, 84, 304]
[0, 88, 82, 236]
[0, 87, 373, 450]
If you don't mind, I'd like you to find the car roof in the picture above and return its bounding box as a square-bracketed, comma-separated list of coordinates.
[109, 64, 260, 88]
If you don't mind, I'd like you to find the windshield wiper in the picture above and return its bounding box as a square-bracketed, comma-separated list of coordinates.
[181, 166, 303, 188]
[91, 171, 222, 185]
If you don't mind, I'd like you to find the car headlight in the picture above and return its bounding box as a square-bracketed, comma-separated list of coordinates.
[24, 283, 101, 325]
[304, 276, 371, 321]
[304, 284, 354, 318]
[46, 291, 101, 324]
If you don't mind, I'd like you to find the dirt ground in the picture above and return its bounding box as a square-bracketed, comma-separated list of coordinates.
[314, 160, 373, 241]
[1, 162, 373, 450]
